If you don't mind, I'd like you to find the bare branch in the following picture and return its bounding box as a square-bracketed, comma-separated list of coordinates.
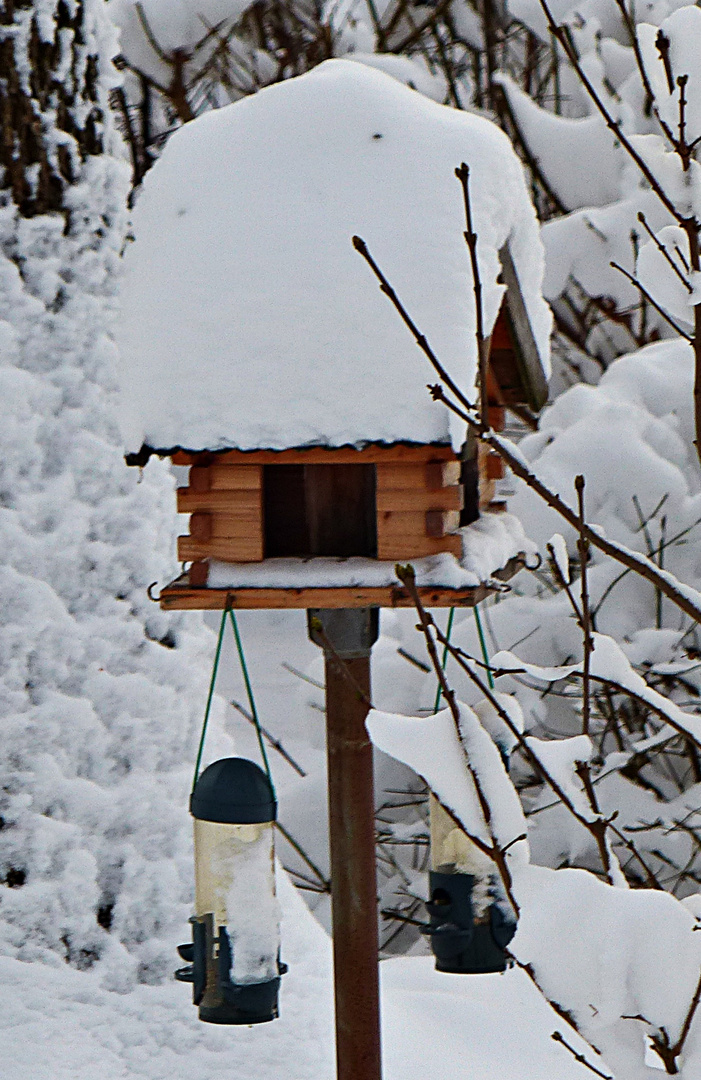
[308, 614, 374, 708]
[551, 1031, 614, 1079]
[276, 820, 330, 891]
[649, 966, 701, 1071]
[455, 163, 490, 429]
[637, 212, 691, 293]
[656, 30, 674, 95]
[353, 234, 701, 625]
[576, 475, 593, 738]
[494, 83, 569, 215]
[611, 0, 655, 116]
[352, 234, 476, 414]
[610, 261, 693, 340]
[395, 563, 520, 917]
[231, 699, 307, 776]
[135, 2, 170, 62]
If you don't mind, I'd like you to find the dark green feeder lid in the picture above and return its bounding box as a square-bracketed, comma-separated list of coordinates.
[190, 758, 276, 824]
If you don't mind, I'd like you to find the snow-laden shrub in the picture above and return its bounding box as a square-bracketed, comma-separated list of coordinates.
[0, 0, 220, 989]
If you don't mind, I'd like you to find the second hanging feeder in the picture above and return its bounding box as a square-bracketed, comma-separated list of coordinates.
[423, 795, 516, 974]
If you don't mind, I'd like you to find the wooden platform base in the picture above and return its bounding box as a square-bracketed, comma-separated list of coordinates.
[156, 556, 526, 610]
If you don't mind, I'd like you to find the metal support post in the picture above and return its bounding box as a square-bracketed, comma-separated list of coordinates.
[308, 608, 381, 1080]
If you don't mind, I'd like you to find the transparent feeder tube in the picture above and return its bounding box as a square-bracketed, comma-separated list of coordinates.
[429, 794, 494, 919]
[194, 818, 280, 985]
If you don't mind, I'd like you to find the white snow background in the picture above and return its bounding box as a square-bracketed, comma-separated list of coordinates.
[5, 0, 701, 1076]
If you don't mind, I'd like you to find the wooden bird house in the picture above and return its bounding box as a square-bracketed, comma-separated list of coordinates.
[116, 60, 551, 613]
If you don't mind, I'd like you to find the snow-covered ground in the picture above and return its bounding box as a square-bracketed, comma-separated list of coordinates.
[0, 868, 593, 1080]
[0, 604, 604, 1079]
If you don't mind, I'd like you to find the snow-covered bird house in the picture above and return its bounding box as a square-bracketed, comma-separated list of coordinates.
[117, 59, 551, 611]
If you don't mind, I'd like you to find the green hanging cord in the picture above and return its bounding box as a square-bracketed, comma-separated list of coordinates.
[192, 605, 229, 792]
[433, 607, 456, 712]
[228, 609, 275, 796]
[474, 604, 495, 690]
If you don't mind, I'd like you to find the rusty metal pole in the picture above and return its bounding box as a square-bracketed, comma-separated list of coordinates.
[308, 608, 381, 1080]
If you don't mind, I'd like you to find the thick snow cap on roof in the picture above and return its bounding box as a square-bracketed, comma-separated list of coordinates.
[116, 59, 551, 455]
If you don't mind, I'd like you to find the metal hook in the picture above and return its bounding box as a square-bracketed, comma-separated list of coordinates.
[147, 581, 161, 603]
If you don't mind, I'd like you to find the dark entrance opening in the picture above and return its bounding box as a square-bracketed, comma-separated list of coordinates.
[263, 464, 377, 558]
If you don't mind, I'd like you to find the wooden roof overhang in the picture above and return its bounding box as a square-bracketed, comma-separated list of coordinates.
[127, 440, 459, 469]
[490, 245, 549, 415]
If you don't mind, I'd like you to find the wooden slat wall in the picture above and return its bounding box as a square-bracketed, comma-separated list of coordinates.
[176, 446, 471, 569]
[376, 457, 462, 560]
[480, 381, 507, 512]
[478, 443, 506, 510]
[177, 464, 263, 563]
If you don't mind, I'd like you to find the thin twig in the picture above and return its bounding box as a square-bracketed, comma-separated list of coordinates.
[507, 954, 587, 1040]
[608, 822, 664, 889]
[656, 29, 674, 95]
[396, 563, 520, 917]
[592, 510, 700, 619]
[386, 0, 454, 53]
[231, 699, 307, 777]
[575, 759, 615, 884]
[565, 671, 701, 750]
[658, 515, 667, 629]
[546, 542, 583, 622]
[551, 1031, 613, 1079]
[637, 212, 691, 293]
[648, 966, 701, 1071]
[610, 262, 693, 340]
[678, 75, 690, 170]
[397, 647, 431, 673]
[276, 820, 330, 891]
[576, 476, 593, 738]
[135, 1, 169, 61]
[611, 0, 654, 117]
[494, 82, 569, 214]
[455, 163, 489, 429]
[352, 235, 476, 415]
[281, 660, 324, 689]
[425, 612, 618, 881]
[308, 616, 374, 708]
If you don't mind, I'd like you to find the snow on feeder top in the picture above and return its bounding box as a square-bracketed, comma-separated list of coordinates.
[116, 58, 551, 611]
[177, 757, 285, 1025]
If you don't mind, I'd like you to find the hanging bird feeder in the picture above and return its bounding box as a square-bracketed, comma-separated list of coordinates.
[423, 795, 515, 974]
[176, 756, 286, 1024]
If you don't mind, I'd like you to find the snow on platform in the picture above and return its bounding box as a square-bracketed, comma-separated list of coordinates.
[0, 869, 598, 1080]
[116, 59, 550, 457]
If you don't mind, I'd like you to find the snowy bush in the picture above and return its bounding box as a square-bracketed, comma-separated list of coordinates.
[0, 0, 219, 990]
